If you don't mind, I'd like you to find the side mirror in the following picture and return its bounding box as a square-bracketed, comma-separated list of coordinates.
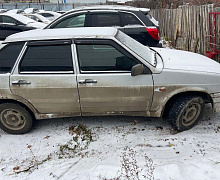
[131, 64, 144, 76]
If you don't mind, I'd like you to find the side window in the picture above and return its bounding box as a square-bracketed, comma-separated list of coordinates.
[39, 13, 53, 18]
[76, 44, 137, 72]
[91, 13, 121, 27]
[2, 16, 18, 24]
[20, 44, 73, 72]
[120, 13, 142, 26]
[0, 42, 24, 73]
[51, 14, 86, 28]
[28, 15, 41, 22]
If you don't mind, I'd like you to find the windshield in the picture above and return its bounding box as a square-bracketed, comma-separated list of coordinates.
[116, 31, 155, 66]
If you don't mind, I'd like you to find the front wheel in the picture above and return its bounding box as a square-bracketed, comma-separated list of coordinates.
[168, 95, 204, 131]
[0, 103, 33, 134]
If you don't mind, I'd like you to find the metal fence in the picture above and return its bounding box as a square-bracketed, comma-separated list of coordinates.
[0, 2, 105, 11]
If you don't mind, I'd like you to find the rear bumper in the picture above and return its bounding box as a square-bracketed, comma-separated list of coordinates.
[211, 93, 220, 113]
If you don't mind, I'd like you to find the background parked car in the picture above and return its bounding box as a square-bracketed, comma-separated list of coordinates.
[24, 8, 39, 14]
[6, 9, 24, 14]
[46, 5, 160, 47]
[0, 9, 8, 13]
[24, 14, 51, 24]
[37, 10, 61, 21]
[0, 14, 46, 40]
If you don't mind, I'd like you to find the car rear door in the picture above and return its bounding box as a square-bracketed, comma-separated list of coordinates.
[74, 39, 154, 116]
[10, 40, 81, 115]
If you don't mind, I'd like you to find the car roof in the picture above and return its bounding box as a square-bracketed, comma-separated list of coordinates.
[4, 27, 118, 43]
[66, 5, 150, 13]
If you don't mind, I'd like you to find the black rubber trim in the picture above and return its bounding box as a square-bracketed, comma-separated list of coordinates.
[27, 40, 71, 46]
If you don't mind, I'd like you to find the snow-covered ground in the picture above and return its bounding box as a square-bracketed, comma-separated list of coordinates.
[0, 104, 220, 180]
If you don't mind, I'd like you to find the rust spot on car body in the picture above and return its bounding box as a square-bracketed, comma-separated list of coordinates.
[38, 112, 80, 119]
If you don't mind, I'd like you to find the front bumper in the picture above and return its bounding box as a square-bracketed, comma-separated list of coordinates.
[211, 93, 220, 113]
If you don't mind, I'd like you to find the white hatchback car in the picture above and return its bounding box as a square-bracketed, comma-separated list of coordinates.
[0, 27, 219, 134]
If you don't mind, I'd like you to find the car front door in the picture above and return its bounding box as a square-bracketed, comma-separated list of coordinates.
[75, 39, 154, 116]
[10, 40, 81, 115]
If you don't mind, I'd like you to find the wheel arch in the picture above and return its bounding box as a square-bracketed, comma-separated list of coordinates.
[0, 99, 36, 120]
[162, 91, 213, 119]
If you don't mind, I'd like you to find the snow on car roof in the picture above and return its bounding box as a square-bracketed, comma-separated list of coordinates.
[67, 5, 150, 13]
[4, 27, 118, 43]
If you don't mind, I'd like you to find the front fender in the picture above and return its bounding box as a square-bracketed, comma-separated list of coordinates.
[150, 86, 210, 117]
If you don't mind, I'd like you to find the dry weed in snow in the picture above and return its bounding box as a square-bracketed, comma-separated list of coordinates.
[0, 104, 220, 180]
[58, 124, 93, 159]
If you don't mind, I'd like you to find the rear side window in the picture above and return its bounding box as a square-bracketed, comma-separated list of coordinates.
[51, 14, 86, 28]
[39, 13, 53, 18]
[20, 44, 73, 72]
[120, 13, 142, 26]
[91, 13, 121, 27]
[28, 15, 41, 22]
[0, 42, 24, 73]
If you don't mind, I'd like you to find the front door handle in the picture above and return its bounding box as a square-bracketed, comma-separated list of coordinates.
[12, 80, 31, 86]
[78, 79, 97, 84]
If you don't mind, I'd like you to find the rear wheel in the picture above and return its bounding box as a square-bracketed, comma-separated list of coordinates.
[0, 103, 33, 134]
[168, 95, 204, 131]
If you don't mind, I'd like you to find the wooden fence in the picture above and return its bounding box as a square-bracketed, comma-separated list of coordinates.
[151, 4, 220, 62]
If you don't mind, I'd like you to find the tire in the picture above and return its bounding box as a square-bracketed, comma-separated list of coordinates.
[0, 103, 33, 134]
[168, 95, 204, 131]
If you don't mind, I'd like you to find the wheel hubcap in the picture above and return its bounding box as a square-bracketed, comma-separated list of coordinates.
[1, 109, 26, 130]
[182, 103, 201, 126]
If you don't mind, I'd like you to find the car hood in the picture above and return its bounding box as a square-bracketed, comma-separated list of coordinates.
[152, 48, 220, 74]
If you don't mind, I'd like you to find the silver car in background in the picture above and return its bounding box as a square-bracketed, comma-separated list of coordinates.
[0, 27, 219, 134]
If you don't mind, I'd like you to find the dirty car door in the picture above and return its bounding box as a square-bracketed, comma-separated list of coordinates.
[75, 39, 154, 116]
[10, 40, 80, 115]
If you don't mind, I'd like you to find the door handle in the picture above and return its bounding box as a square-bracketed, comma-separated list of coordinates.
[12, 80, 31, 86]
[78, 79, 97, 84]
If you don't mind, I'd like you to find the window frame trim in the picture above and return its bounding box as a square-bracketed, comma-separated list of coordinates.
[18, 40, 75, 74]
[0, 42, 25, 74]
[75, 38, 151, 74]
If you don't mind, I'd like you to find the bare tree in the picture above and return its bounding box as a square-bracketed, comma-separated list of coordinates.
[131, 0, 220, 9]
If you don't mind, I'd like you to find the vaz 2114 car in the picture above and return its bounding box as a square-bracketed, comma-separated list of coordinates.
[0, 27, 219, 134]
